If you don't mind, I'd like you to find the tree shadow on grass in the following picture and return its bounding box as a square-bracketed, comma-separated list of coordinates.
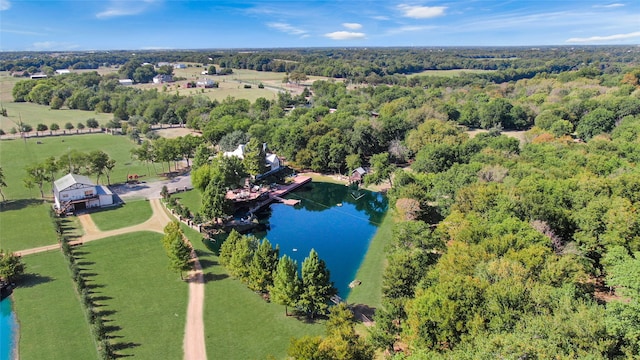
[95, 309, 117, 317]
[91, 295, 113, 303]
[18, 273, 53, 288]
[86, 283, 105, 290]
[80, 272, 98, 278]
[203, 273, 228, 283]
[197, 258, 218, 269]
[0, 199, 47, 212]
[77, 261, 95, 266]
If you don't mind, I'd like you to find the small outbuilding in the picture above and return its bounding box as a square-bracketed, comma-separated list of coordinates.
[350, 167, 367, 183]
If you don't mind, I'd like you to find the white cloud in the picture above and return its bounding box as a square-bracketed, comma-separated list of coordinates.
[342, 23, 362, 30]
[566, 31, 640, 43]
[372, 15, 390, 21]
[324, 31, 366, 40]
[96, 0, 160, 19]
[386, 25, 437, 35]
[593, 3, 625, 8]
[398, 4, 446, 19]
[266, 22, 307, 35]
[0, 0, 10, 11]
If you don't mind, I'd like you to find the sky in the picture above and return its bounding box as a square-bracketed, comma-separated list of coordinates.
[0, 0, 639, 51]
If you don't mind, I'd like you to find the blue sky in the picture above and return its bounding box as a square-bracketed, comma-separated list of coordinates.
[0, 0, 639, 51]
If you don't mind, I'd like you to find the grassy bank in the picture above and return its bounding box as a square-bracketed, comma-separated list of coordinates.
[81, 232, 187, 359]
[89, 199, 153, 231]
[12, 250, 98, 360]
[179, 225, 325, 359]
[347, 211, 394, 309]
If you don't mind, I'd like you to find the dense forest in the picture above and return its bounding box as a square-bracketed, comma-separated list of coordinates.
[3, 47, 640, 358]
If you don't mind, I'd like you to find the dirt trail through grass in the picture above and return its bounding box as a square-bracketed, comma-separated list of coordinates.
[15, 197, 208, 359]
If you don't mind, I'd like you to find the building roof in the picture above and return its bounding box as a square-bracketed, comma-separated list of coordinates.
[266, 153, 278, 165]
[353, 167, 367, 175]
[95, 185, 112, 195]
[223, 144, 245, 160]
[54, 173, 95, 192]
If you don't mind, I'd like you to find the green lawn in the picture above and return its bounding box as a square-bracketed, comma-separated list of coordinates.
[89, 200, 152, 231]
[81, 232, 187, 359]
[12, 250, 98, 360]
[0, 201, 59, 252]
[173, 190, 201, 214]
[347, 211, 394, 309]
[179, 225, 326, 359]
[0, 134, 152, 200]
[0, 102, 113, 134]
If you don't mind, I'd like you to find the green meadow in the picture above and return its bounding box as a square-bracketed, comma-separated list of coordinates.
[81, 231, 187, 359]
[89, 199, 153, 231]
[11, 250, 98, 360]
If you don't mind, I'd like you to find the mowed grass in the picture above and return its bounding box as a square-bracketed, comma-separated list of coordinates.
[347, 211, 394, 309]
[172, 189, 201, 214]
[12, 250, 98, 360]
[179, 225, 325, 359]
[89, 199, 152, 231]
[0, 134, 151, 200]
[0, 200, 59, 252]
[81, 232, 187, 359]
[0, 102, 112, 133]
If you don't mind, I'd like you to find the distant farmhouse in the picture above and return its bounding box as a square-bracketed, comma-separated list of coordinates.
[223, 144, 282, 179]
[350, 167, 367, 183]
[118, 79, 133, 86]
[53, 173, 114, 214]
[173, 63, 187, 69]
[153, 74, 173, 84]
[55, 69, 71, 75]
[196, 79, 217, 88]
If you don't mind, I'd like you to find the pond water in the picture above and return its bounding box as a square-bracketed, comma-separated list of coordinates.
[253, 182, 388, 298]
[0, 297, 17, 360]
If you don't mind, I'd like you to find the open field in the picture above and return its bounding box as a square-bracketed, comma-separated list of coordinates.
[12, 250, 98, 360]
[406, 69, 496, 78]
[0, 201, 59, 252]
[0, 134, 153, 200]
[81, 231, 187, 359]
[466, 128, 529, 144]
[0, 102, 113, 134]
[347, 211, 394, 309]
[179, 224, 326, 359]
[89, 199, 153, 231]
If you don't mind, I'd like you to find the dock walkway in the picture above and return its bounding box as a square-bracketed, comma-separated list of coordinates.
[247, 176, 311, 215]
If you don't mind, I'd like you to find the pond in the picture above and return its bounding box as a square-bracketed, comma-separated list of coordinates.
[0, 297, 17, 360]
[253, 182, 388, 298]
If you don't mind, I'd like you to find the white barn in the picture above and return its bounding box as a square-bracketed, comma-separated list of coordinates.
[53, 173, 114, 213]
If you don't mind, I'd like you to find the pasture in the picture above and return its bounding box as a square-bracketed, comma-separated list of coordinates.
[0, 134, 152, 200]
[0, 200, 59, 252]
[81, 231, 187, 359]
[11, 250, 98, 360]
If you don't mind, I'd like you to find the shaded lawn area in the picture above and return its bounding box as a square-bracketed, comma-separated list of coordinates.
[347, 211, 394, 309]
[172, 189, 201, 214]
[0, 134, 152, 200]
[12, 250, 97, 360]
[0, 200, 59, 252]
[89, 199, 153, 231]
[81, 231, 187, 359]
[179, 225, 326, 359]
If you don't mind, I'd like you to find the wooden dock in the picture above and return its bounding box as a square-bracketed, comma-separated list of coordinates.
[246, 176, 311, 215]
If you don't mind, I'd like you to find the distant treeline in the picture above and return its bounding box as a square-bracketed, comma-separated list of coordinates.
[2, 46, 638, 85]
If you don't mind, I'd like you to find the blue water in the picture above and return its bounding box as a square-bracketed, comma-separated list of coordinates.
[0, 297, 17, 360]
[255, 182, 388, 298]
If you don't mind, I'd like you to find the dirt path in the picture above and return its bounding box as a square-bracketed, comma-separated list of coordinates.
[15, 197, 208, 360]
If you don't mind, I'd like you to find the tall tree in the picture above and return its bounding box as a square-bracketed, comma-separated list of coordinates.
[248, 238, 280, 293]
[88, 150, 110, 184]
[299, 249, 337, 319]
[24, 163, 52, 198]
[365, 152, 395, 187]
[200, 180, 231, 222]
[243, 138, 267, 177]
[270, 255, 302, 316]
